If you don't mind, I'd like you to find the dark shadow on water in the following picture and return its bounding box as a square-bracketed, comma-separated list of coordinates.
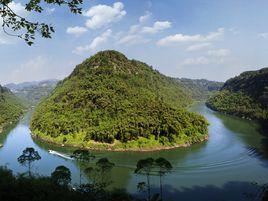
[243, 124, 268, 164]
[213, 111, 268, 163]
[134, 181, 264, 201]
[258, 123, 268, 159]
[0, 123, 18, 145]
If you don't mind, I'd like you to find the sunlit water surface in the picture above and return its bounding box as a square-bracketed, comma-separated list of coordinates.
[1, 103, 268, 200]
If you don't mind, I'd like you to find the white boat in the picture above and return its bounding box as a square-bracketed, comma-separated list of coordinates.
[48, 149, 73, 160]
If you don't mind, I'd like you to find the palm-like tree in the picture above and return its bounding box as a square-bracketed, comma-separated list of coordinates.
[155, 157, 172, 200]
[96, 157, 115, 186]
[135, 157, 154, 200]
[51, 165, 71, 186]
[17, 147, 41, 177]
[71, 149, 95, 186]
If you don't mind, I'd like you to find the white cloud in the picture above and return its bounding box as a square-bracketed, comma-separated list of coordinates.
[74, 29, 112, 54]
[186, 43, 212, 51]
[0, 2, 28, 45]
[83, 2, 126, 29]
[142, 21, 171, 34]
[181, 57, 211, 66]
[229, 28, 240, 35]
[117, 34, 150, 45]
[157, 28, 224, 46]
[6, 56, 76, 83]
[0, 25, 13, 44]
[258, 32, 268, 39]
[129, 24, 141, 34]
[139, 11, 152, 23]
[207, 49, 230, 57]
[180, 49, 230, 67]
[66, 26, 87, 37]
[8, 2, 27, 16]
[46, 7, 55, 15]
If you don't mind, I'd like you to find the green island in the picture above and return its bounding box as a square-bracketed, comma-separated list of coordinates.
[0, 85, 25, 133]
[30, 50, 209, 151]
[207, 67, 268, 125]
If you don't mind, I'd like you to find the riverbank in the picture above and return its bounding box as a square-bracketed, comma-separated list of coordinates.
[31, 132, 208, 152]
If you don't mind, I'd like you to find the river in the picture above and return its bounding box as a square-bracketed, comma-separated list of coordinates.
[0, 103, 268, 200]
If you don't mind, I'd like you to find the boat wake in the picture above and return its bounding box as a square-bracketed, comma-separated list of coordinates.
[48, 150, 73, 160]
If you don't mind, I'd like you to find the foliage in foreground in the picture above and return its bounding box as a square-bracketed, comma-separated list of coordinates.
[0, 0, 83, 45]
[30, 50, 208, 150]
[0, 147, 267, 201]
[0, 85, 25, 131]
[0, 147, 172, 201]
[207, 67, 268, 125]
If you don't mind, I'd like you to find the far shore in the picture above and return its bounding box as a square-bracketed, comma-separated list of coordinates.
[31, 132, 208, 152]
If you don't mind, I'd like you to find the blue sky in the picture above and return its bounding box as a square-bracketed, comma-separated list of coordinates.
[1, 0, 268, 84]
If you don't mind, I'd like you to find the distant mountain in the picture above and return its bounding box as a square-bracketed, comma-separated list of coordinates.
[5, 79, 58, 92]
[30, 50, 208, 150]
[207, 67, 268, 124]
[178, 78, 223, 100]
[5, 80, 58, 106]
[0, 85, 25, 132]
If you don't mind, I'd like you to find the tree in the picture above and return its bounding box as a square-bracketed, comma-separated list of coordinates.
[95, 157, 115, 187]
[135, 158, 155, 200]
[155, 158, 172, 200]
[71, 149, 95, 186]
[17, 147, 41, 177]
[83, 158, 115, 201]
[51, 165, 71, 186]
[0, 0, 83, 45]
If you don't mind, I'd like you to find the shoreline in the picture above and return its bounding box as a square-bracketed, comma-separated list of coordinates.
[31, 132, 209, 152]
[205, 102, 261, 122]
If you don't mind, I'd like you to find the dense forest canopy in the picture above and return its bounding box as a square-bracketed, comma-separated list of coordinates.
[30, 50, 208, 150]
[0, 85, 25, 131]
[207, 67, 268, 123]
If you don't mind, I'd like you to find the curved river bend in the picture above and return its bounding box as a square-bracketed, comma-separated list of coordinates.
[0, 103, 268, 200]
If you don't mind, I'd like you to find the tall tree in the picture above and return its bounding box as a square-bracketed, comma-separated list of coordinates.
[135, 158, 155, 201]
[95, 157, 115, 187]
[17, 147, 41, 177]
[155, 157, 172, 200]
[51, 165, 71, 186]
[71, 149, 95, 186]
[0, 0, 83, 45]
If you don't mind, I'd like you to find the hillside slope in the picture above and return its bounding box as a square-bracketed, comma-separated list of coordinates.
[207, 67, 268, 123]
[30, 50, 208, 150]
[0, 85, 25, 132]
[178, 78, 223, 100]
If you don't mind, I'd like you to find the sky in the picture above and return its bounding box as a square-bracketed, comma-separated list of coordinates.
[1, 0, 268, 84]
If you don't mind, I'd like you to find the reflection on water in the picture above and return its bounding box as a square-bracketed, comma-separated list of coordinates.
[0, 104, 268, 200]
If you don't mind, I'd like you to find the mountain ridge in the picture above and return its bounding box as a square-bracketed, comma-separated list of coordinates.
[207, 67, 268, 124]
[5, 80, 58, 106]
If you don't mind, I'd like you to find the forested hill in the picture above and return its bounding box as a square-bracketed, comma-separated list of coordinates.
[30, 50, 208, 150]
[5, 80, 58, 106]
[0, 85, 25, 132]
[177, 78, 223, 100]
[207, 67, 268, 123]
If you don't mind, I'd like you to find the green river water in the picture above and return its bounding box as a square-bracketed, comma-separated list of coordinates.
[0, 103, 268, 200]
